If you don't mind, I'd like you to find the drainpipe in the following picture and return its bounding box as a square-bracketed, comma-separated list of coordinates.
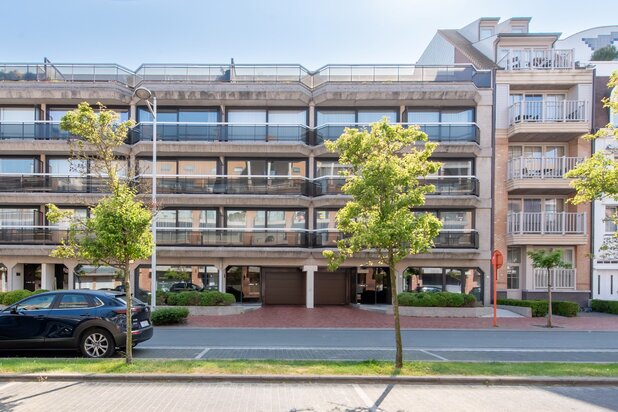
[490, 67, 497, 305]
[589, 68, 597, 304]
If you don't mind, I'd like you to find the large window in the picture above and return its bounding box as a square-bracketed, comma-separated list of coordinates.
[137, 158, 218, 176]
[316, 109, 397, 126]
[156, 209, 217, 229]
[48, 107, 129, 122]
[225, 209, 306, 230]
[226, 159, 306, 177]
[605, 207, 618, 233]
[430, 159, 474, 176]
[227, 109, 307, 125]
[137, 108, 217, 123]
[405, 267, 483, 302]
[0, 208, 40, 225]
[407, 108, 474, 123]
[0, 157, 39, 173]
[507, 247, 521, 289]
[0, 107, 36, 121]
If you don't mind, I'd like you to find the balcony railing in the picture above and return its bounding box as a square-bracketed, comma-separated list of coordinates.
[312, 229, 479, 249]
[533, 268, 576, 290]
[0, 226, 67, 245]
[0, 121, 72, 140]
[507, 157, 583, 180]
[314, 176, 479, 196]
[1, 62, 492, 89]
[315, 123, 480, 144]
[499, 49, 575, 70]
[509, 100, 588, 124]
[0, 174, 110, 193]
[142, 175, 314, 196]
[130, 123, 311, 144]
[507, 212, 586, 234]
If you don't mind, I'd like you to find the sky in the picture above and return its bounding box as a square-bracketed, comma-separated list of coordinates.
[1, 0, 615, 70]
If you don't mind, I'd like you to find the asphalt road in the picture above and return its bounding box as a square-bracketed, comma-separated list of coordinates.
[129, 328, 618, 362]
[1, 380, 617, 412]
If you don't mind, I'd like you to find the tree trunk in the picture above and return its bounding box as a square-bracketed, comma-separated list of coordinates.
[124, 261, 133, 364]
[388, 251, 403, 369]
[547, 267, 553, 328]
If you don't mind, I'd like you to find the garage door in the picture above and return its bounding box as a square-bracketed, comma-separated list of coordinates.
[315, 271, 349, 305]
[263, 268, 305, 305]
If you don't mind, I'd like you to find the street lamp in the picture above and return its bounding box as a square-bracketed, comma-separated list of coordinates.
[133, 86, 157, 308]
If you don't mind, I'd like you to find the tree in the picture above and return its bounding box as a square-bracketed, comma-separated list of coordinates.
[566, 71, 618, 256]
[527, 249, 570, 328]
[591, 45, 618, 61]
[323, 119, 443, 369]
[46, 103, 153, 364]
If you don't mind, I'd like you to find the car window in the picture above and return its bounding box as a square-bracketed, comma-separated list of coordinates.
[16, 295, 55, 311]
[57, 294, 91, 309]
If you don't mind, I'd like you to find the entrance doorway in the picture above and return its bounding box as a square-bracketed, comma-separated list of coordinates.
[23, 264, 41, 291]
[357, 268, 391, 304]
[54, 264, 68, 290]
[226, 266, 262, 303]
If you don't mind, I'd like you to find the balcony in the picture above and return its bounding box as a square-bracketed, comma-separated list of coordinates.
[0, 227, 66, 245]
[533, 268, 576, 290]
[506, 157, 583, 194]
[130, 123, 312, 144]
[507, 101, 590, 140]
[0, 63, 492, 89]
[500, 49, 574, 71]
[314, 176, 479, 196]
[144, 175, 314, 196]
[315, 123, 480, 145]
[507, 212, 587, 245]
[0, 122, 72, 140]
[312, 229, 479, 249]
[0, 174, 110, 193]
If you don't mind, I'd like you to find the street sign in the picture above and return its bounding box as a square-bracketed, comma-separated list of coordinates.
[491, 250, 504, 327]
[491, 250, 504, 269]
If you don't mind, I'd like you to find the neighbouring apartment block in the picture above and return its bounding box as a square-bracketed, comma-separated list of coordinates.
[0, 17, 615, 307]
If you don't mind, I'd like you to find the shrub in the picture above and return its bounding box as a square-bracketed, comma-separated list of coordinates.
[166, 291, 201, 306]
[552, 301, 579, 317]
[156, 291, 169, 306]
[591, 299, 618, 315]
[497, 299, 549, 317]
[32, 289, 49, 295]
[0, 292, 6, 305]
[3, 290, 33, 305]
[151, 307, 189, 326]
[398, 291, 469, 307]
[463, 294, 477, 307]
[199, 291, 235, 306]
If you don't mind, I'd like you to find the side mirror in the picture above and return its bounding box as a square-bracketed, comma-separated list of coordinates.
[9, 307, 18, 315]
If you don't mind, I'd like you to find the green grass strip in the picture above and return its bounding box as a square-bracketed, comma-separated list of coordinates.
[0, 359, 617, 377]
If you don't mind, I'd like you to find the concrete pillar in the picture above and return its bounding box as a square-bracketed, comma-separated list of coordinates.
[40, 104, 47, 120]
[394, 263, 407, 294]
[303, 265, 317, 308]
[220, 105, 226, 122]
[399, 105, 406, 122]
[11, 263, 24, 291]
[308, 102, 315, 128]
[218, 267, 225, 293]
[41, 263, 55, 290]
[130, 103, 136, 122]
[65, 261, 78, 290]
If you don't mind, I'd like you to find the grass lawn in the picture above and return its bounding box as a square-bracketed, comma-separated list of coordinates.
[0, 359, 617, 377]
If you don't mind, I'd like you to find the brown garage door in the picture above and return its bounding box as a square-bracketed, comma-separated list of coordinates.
[315, 271, 349, 305]
[263, 268, 305, 305]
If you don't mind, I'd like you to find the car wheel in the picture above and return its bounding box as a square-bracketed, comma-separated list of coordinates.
[80, 328, 115, 358]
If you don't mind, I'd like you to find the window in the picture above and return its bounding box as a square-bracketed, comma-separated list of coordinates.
[47, 158, 87, 175]
[479, 27, 494, 40]
[227, 109, 308, 125]
[226, 159, 306, 177]
[0, 158, 38, 173]
[315, 160, 349, 177]
[0, 208, 40, 226]
[316, 109, 398, 126]
[431, 159, 473, 176]
[605, 207, 618, 233]
[433, 210, 473, 230]
[157, 209, 217, 229]
[316, 110, 355, 126]
[137, 159, 218, 176]
[407, 108, 474, 123]
[227, 110, 266, 124]
[58, 294, 91, 309]
[357, 110, 398, 123]
[507, 247, 521, 289]
[225, 209, 306, 230]
[138, 108, 217, 123]
[0, 107, 36, 122]
[49, 107, 128, 122]
[16, 294, 55, 311]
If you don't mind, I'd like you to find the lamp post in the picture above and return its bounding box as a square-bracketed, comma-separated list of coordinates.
[133, 87, 157, 308]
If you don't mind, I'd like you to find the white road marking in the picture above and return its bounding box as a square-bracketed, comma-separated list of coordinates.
[420, 349, 449, 361]
[353, 384, 375, 410]
[194, 348, 210, 359]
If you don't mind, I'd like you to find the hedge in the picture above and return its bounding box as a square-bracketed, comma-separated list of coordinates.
[161, 290, 236, 307]
[591, 299, 618, 315]
[398, 292, 475, 308]
[498, 299, 579, 317]
[2, 290, 35, 305]
[151, 307, 189, 326]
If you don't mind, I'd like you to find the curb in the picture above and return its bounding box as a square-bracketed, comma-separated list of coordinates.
[2, 374, 618, 386]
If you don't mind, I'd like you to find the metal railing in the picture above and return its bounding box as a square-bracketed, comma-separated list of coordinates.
[315, 123, 480, 144]
[533, 268, 576, 290]
[507, 212, 586, 234]
[500, 49, 575, 70]
[140, 175, 315, 196]
[0, 121, 73, 140]
[507, 157, 583, 180]
[311, 229, 479, 249]
[509, 100, 588, 124]
[0, 174, 110, 193]
[0, 62, 492, 89]
[314, 176, 479, 196]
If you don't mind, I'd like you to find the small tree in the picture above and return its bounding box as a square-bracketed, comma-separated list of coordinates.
[591, 45, 618, 61]
[527, 249, 570, 328]
[46, 103, 153, 364]
[323, 119, 443, 369]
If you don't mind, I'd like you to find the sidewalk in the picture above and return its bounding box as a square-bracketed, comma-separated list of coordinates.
[185, 306, 618, 331]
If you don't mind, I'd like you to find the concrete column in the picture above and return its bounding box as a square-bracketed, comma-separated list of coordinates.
[394, 263, 407, 294]
[399, 105, 405, 122]
[130, 103, 137, 122]
[11, 263, 24, 291]
[41, 264, 55, 290]
[65, 261, 78, 290]
[308, 102, 315, 128]
[303, 265, 317, 308]
[40, 104, 47, 120]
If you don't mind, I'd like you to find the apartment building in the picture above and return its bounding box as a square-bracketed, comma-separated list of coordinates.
[419, 17, 595, 305]
[0, 61, 493, 307]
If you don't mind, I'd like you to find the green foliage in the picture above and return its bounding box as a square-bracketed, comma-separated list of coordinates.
[398, 292, 471, 307]
[591, 299, 618, 315]
[0, 292, 6, 305]
[32, 289, 49, 295]
[3, 290, 34, 306]
[591, 45, 618, 61]
[322, 119, 443, 270]
[552, 301, 579, 317]
[527, 250, 570, 272]
[498, 299, 549, 317]
[156, 290, 170, 306]
[165, 291, 200, 306]
[151, 307, 189, 326]
[199, 291, 236, 306]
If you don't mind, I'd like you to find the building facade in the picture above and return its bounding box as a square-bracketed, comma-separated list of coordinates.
[0, 62, 493, 307]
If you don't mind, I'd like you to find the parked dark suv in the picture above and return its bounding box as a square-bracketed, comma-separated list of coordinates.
[0, 290, 153, 358]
